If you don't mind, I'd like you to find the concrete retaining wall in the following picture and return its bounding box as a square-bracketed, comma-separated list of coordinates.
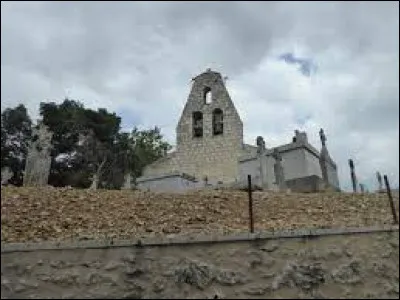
[2, 226, 399, 299]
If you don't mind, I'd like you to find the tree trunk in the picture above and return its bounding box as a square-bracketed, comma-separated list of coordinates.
[88, 157, 107, 190]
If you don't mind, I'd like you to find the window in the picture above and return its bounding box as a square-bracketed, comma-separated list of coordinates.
[212, 108, 223, 135]
[192, 111, 203, 138]
[204, 87, 212, 104]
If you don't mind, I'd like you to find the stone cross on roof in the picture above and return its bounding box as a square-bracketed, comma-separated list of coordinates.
[319, 128, 326, 146]
[256, 136, 266, 154]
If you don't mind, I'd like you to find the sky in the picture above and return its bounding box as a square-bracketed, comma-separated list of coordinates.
[1, 1, 399, 191]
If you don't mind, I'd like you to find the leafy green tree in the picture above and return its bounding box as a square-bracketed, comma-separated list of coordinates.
[1, 104, 32, 185]
[39, 99, 121, 188]
[2, 99, 172, 189]
[129, 126, 172, 181]
[101, 132, 132, 189]
[99, 127, 172, 189]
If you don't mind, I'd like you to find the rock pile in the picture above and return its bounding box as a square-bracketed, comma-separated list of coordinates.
[1, 186, 398, 243]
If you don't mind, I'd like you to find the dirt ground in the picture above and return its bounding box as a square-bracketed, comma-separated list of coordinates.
[1, 186, 399, 243]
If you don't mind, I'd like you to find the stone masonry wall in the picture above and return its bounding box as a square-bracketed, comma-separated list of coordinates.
[1, 226, 399, 299]
[143, 70, 245, 184]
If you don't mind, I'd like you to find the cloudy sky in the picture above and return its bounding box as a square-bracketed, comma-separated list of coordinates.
[1, 1, 399, 191]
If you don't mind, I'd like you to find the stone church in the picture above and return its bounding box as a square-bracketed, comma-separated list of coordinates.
[136, 69, 340, 192]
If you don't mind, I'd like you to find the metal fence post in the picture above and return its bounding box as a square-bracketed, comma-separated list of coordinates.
[247, 175, 254, 233]
[383, 175, 399, 224]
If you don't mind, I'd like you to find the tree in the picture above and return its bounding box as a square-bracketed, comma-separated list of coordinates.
[96, 127, 172, 189]
[1, 104, 32, 185]
[39, 99, 122, 188]
[129, 126, 172, 181]
[101, 131, 132, 189]
[97, 127, 172, 189]
[79, 129, 113, 189]
[1, 99, 172, 189]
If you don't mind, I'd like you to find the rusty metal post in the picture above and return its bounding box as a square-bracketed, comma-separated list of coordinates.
[247, 175, 254, 233]
[349, 159, 357, 193]
[383, 175, 398, 224]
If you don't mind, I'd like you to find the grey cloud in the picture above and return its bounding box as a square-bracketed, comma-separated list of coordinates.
[279, 53, 316, 76]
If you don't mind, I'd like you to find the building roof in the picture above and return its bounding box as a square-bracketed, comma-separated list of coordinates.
[239, 139, 337, 168]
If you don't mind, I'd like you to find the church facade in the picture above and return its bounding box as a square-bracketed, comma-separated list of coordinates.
[136, 69, 340, 192]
